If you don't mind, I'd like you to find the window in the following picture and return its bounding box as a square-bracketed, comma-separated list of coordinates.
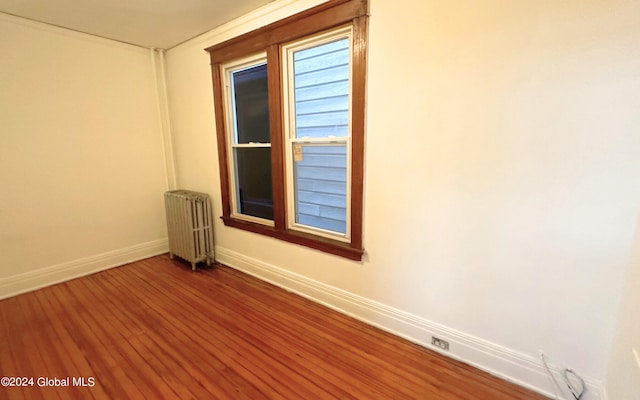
[283, 28, 352, 241]
[222, 55, 273, 223]
[207, 0, 368, 260]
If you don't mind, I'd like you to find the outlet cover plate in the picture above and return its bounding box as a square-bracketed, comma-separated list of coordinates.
[431, 336, 450, 351]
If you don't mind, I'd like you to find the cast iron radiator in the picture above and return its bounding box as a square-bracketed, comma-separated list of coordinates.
[164, 190, 214, 270]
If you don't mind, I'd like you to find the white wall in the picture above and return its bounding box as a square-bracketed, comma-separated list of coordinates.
[0, 14, 169, 297]
[165, 0, 640, 397]
[605, 214, 640, 400]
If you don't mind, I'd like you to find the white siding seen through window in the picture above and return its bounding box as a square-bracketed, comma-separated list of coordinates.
[285, 30, 351, 238]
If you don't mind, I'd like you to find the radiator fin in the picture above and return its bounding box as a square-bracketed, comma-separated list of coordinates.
[164, 190, 215, 270]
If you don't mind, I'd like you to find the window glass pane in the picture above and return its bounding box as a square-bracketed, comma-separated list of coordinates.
[232, 64, 270, 144]
[293, 144, 347, 234]
[234, 147, 273, 220]
[293, 38, 349, 139]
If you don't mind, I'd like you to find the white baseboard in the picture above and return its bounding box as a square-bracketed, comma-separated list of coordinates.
[215, 246, 604, 400]
[0, 239, 168, 300]
[600, 386, 609, 400]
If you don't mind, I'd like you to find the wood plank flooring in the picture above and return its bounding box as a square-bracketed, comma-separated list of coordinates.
[0, 255, 548, 399]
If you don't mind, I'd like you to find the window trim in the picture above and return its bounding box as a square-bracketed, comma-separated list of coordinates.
[206, 0, 368, 261]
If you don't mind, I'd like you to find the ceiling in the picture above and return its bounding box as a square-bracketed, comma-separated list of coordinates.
[0, 0, 275, 49]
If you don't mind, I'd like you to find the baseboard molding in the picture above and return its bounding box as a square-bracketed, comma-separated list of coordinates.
[600, 386, 609, 400]
[216, 246, 604, 400]
[0, 239, 169, 300]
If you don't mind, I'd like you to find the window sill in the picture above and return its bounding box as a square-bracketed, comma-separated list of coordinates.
[221, 216, 364, 261]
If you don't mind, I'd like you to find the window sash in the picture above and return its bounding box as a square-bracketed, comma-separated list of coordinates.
[288, 140, 351, 241]
[222, 54, 274, 226]
[282, 27, 353, 240]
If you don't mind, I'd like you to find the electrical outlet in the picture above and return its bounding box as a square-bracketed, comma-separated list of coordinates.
[431, 336, 449, 351]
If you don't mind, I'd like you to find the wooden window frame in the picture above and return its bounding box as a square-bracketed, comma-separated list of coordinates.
[206, 0, 368, 261]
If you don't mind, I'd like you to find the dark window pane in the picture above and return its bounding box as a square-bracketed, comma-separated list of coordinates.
[232, 64, 270, 144]
[234, 147, 273, 220]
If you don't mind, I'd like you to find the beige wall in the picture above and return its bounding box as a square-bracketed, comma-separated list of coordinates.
[5, 0, 640, 399]
[165, 0, 640, 397]
[0, 14, 169, 294]
[2, 0, 634, 397]
[364, 0, 640, 380]
[606, 214, 640, 400]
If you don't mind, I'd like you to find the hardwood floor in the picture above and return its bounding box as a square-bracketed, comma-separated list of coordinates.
[0, 255, 548, 399]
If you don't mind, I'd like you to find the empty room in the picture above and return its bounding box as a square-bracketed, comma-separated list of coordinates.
[1, 0, 638, 399]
